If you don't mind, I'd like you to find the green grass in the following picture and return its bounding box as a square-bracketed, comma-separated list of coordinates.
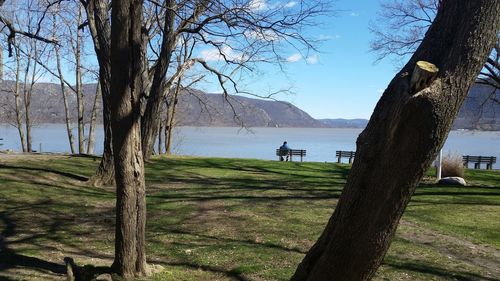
[0, 155, 499, 280]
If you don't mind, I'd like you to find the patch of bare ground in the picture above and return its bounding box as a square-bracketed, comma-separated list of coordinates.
[186, 200, 244, 239]
[399, 220, 500, 279]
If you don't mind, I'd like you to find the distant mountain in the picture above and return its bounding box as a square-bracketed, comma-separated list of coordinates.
[318, 118, 368, 128]
[173, 89, 327, 127]
[0, 81, 498, 129]
[453, 83, 500, 130]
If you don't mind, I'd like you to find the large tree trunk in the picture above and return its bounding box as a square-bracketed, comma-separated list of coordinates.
[84, 0, 115, 186]
[110, 0, 148, 277]
[291, 2, 500, 280]
[140, 0, 175, 160]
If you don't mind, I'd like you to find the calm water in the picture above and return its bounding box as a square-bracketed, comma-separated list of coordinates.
[1, 124, 499, 169]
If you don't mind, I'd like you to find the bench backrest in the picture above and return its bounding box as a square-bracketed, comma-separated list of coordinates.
[276, 149, 306, 156]
[462, 155, 496, 163]
[290, 149, 306, 156]
[336, 151, 355, 157]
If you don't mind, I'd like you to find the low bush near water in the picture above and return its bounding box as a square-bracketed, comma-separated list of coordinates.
[441, 153, 465, 178]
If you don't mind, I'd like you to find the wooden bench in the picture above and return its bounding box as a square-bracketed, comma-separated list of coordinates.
[336, 150, 355, 164]
[276, 149, 306, 162]
[462, 155, 496, 170]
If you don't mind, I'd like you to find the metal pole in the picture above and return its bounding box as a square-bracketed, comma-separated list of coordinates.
[437, 149, 442, 180]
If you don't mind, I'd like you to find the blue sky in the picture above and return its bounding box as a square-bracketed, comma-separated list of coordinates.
[2, 0, 398, 120]
[231, 0, 400, 120]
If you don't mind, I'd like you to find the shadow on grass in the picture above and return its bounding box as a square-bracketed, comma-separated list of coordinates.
[158, 261, 251, 281]
[0, 210, 66, 277]
[385, 261, 500, 281]
[0, 163, 89, 181]
[146, 158, 347, 203]
[0, 199, 115, 279]
[147, 157, 351, 183]
[168, 228, 307, 254]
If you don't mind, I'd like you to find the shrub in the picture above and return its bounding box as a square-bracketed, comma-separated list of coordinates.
[440, 153, 465, 178]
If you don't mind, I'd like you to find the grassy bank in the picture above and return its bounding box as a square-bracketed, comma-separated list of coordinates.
[0, 155, 499, 280]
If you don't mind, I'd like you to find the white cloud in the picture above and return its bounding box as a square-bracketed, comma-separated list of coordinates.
[286, 53, 302, 63]
[318, 34, 341, 40]
[377, 88, 385, 93]
[350, 12, 360, 17]
[248, 0, 268, 11]
[284, 1, 297, 8]
[247, 29, 280, 41]
[306, 54, 319, 64]
[200, 46, 246, 62]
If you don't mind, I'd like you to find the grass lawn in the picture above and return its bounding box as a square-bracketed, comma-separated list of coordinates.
[0, 154, 499, 280]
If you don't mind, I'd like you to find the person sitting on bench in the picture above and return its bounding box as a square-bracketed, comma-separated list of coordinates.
[279, 141, 291, 161]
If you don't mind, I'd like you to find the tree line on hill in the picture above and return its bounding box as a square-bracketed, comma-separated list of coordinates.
[1, 80, 498, 134]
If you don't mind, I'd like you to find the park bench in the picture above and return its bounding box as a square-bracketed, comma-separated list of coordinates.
[336, 150, 355, 164]
[462, 155, 496, 170]
[276, 149, 306, 162]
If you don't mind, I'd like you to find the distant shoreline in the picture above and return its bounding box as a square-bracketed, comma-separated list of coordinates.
[1, 123, 499, 131]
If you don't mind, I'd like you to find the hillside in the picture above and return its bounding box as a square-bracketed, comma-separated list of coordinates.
[0, 82, 326, 128]
[0, 81, 498, 129]
[454, 83, 500, 130]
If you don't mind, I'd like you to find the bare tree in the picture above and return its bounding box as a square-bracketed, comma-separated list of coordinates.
[139, 0, 328, 160]
[87, 81, 101, 154]
[2, 41, 28, 151]
[109, 0, 148, 277]
[52, 3, 76, 154]
[292, 1, 500, 280]
[71, 4, 86, 153]
[370, 0, 499, 100]
[0, 0, 57, 56]
[81, 0, 115, 186]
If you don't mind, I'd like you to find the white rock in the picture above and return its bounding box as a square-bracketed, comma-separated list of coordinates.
[438, 177, 466, 186]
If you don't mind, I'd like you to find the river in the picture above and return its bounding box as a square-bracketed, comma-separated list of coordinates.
[1, 124, 499, 169]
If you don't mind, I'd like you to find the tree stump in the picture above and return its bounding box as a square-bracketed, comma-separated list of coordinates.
[410, 61, 439, 94]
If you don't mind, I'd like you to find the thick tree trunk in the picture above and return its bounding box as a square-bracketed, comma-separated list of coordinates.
[84, 0, 115, 186]
[110, 0, 148, 277]
[140, 0, 175, 160]
[87, 82, 101, 155]
[291, 2, 500, 281]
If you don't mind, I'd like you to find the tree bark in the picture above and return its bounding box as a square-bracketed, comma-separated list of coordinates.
[157, 120, 163, 156]
[166, 79, 181, 155]
[53, 6, 76, 155]
[140, 0, 175, 161]
[110, 0, 148, 277]
[87, 82, 101, 155]
[13, 45, 26, 152]
[75, 5, 85, 154]
[22, 42, 37, 153]
[291, 2, 500, 280]
[84, 0, 115, 186]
